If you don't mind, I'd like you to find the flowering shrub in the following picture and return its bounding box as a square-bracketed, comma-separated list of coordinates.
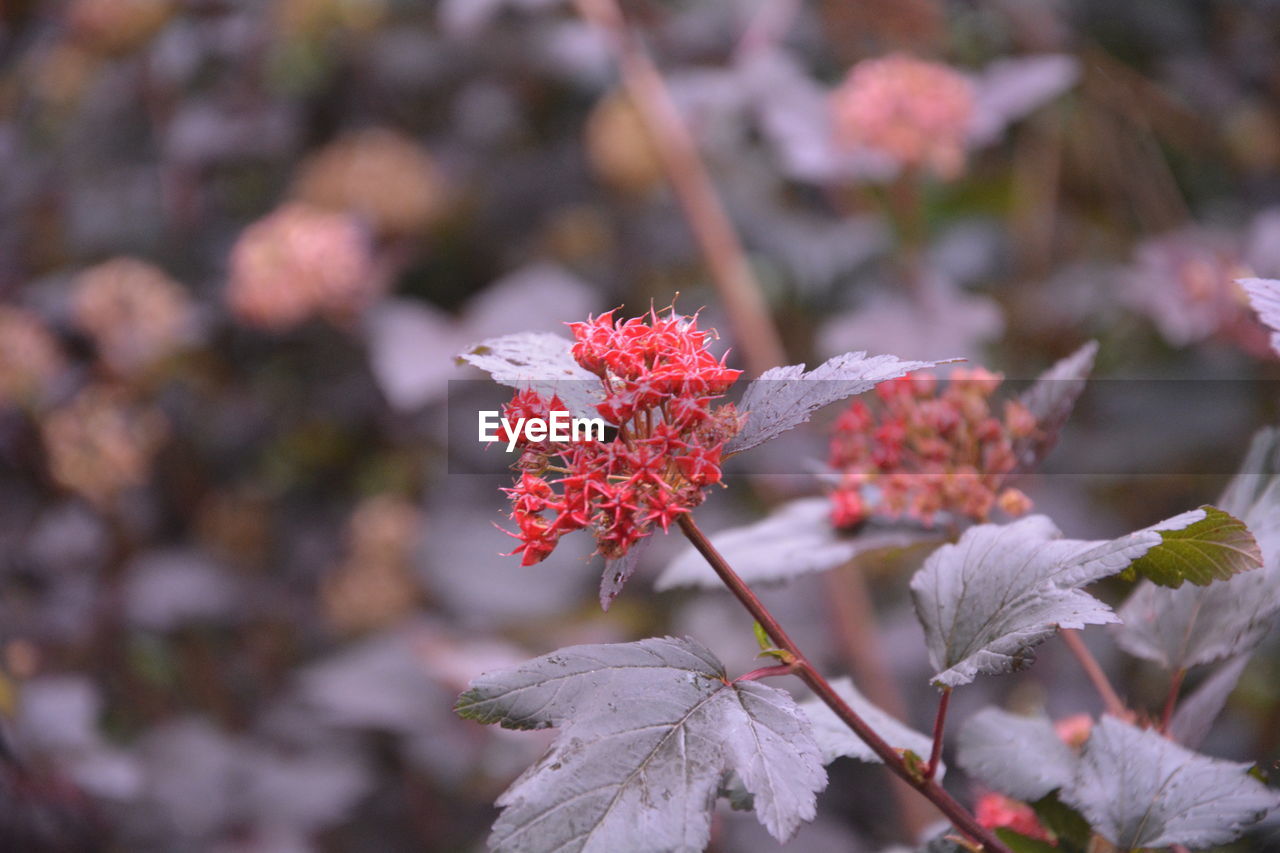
[827, 368, 1036, 528]
[499, 309, 742, 564]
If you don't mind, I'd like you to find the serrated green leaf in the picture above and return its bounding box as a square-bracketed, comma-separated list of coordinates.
[1030, 793, 1092, 852]
[1122, 505, 1261, 588]
[995, 828, 1059, 853]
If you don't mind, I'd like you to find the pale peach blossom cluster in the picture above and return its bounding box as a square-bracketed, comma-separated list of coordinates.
[831, 53, 975, 179]
[41, 385, 168, 507]
[72, 258, 193, 377]
[323, 495, 424, 634]
[226, 203, 376, 331]
[0, 308, 64, 407]
[291, 128, 445, 238]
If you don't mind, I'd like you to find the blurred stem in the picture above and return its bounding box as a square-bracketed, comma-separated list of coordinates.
[1060, 629, 1129, 718]
[1159, 668, 1186, 733]
[678, 514, 1011, 853]
[825, 563, 938, 838]
[574, 0, 786, 378]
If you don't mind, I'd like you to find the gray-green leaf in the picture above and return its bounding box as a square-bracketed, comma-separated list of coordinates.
[456, 636, 826, 851]
[725, 351, 940, 454]
[1061, 717, 1279, 850]
[655, 498, 939, 591]
[1012, 340, 1097, 472]
[956, 708, 1077, 801]
[909, 514, 1167, 687]
[796, 677, 936, 771]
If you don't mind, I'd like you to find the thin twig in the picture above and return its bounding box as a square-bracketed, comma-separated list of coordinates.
[678, 514, 1010, 853]
[573, 0, 786, 377]
[925, 688, 951, 781]
[1061, 629, 1129, 719]
[825, 563, 938, 838]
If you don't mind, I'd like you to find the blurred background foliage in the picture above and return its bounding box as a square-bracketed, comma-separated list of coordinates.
[0, 0, 1279, 850]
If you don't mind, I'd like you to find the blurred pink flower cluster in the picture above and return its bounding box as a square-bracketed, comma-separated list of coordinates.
[827, 369, 1036, 529]
[0, 307, 65, 408]
[72, 258, 194, 377]
[831, 53, 975, 179]
[227, 203, 377, 331]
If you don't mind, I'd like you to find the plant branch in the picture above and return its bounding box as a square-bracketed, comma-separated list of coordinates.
[1060, 629, 1129, 719]
[925, 688, 950, 781]
[572, 0, 786, 378]
[677, 514, 1010, 853]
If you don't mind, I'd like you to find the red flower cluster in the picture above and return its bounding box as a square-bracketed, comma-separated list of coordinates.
[828, 368, 1036, 529]
[501, 310, 743, 565]
[975, 793, 1053, 843]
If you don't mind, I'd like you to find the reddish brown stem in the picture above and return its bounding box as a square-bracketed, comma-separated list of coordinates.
[573, 0, 786, 378]
[925, 688, 951, 781]
[1061, 629, 1129, 719]
[1160, 668, 1186, 733]
[677, 514, 1010, 853]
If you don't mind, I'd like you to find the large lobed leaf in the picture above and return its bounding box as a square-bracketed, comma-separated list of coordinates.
[455, 637, 826, 851]
[796, 677, 936, 770]
[1116, 429, 1280, 671]
[909, 506, 1251, 687]
[956, 709, 1077, 802]
[1063, 717, 1279, 850]
[724, 351, 940, 455]
[457, 331, 602, 419]
[655, 498, 939, 591]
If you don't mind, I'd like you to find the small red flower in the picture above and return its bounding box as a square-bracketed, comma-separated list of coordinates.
[975, 792, 1054, 843]
[500, 308, 743, 564]
[829, 369, 1039, 529]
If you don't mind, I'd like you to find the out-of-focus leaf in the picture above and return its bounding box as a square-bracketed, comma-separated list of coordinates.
[456, 636, 826, 848]
[1241, 277, 1280, 355]
[726, 352, 939, 455]
[1012, 341, 1097, 472]
[121, 549, 239, 632]
[365, 298, 458, 409]
[457, 331, 601, 419]
[817, 272, 1004, 364]
[796, 677, 936, 771]
[1061, 717, 1279, 850]
[1169, 655, 1251, 749]
[656, 498, 939, 590]
[598, 536, 651, 611]
[910, 512, 1207, 687]
[1120, 505, 1260, 587]
[1030, 792, 1092, 850]
[1116, 429, 1280, 670]
[968, 55, 1080, 147]
[956, 709, 1077, 802]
